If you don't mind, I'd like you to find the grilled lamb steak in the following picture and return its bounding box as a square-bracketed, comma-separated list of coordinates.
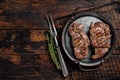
[69, 22, 90, 59]
[89, 22, 111, 59]
[92, 48, 109, 59]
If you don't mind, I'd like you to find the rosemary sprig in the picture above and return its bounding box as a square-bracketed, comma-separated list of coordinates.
[45, 31, 61, 70]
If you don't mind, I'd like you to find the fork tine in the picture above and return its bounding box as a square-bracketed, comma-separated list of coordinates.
[46, 15, 53, 34]
[49, 14, 57, 35]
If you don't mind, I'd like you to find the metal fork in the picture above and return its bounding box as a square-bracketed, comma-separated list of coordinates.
[46, 14, 68, 77]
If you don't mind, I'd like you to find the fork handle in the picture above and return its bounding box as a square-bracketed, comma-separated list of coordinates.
[56, 47, 69, 77]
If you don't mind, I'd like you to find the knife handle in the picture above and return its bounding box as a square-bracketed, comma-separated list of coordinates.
[56, 47, 69, 77]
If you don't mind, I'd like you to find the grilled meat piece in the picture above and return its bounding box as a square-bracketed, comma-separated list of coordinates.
[90, 22, 111, 48]
[89, 22, 111, 59]
[69, 22, 89, 59]
[92, 48, 109, 59]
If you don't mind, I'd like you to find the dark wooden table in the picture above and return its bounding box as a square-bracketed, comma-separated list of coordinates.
[0, 0, 120, 80]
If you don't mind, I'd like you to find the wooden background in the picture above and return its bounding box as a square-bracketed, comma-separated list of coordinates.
[0, 0, 120, 80]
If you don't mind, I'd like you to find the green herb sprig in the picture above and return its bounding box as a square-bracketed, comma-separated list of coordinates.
[45, 31, 61, 70]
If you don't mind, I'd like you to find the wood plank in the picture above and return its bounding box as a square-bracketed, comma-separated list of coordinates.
[0, 55, 120, 80]
[0, 0, 115, 29]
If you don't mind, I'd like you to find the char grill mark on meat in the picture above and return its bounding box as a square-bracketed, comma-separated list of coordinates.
[92, 48, 109, 59]
[69, 22, 90, 60]
[90, 22, 111, 59]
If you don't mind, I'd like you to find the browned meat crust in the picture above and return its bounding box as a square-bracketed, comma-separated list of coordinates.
[89, 22, 111, 59]
[69, 22, 90, 59]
